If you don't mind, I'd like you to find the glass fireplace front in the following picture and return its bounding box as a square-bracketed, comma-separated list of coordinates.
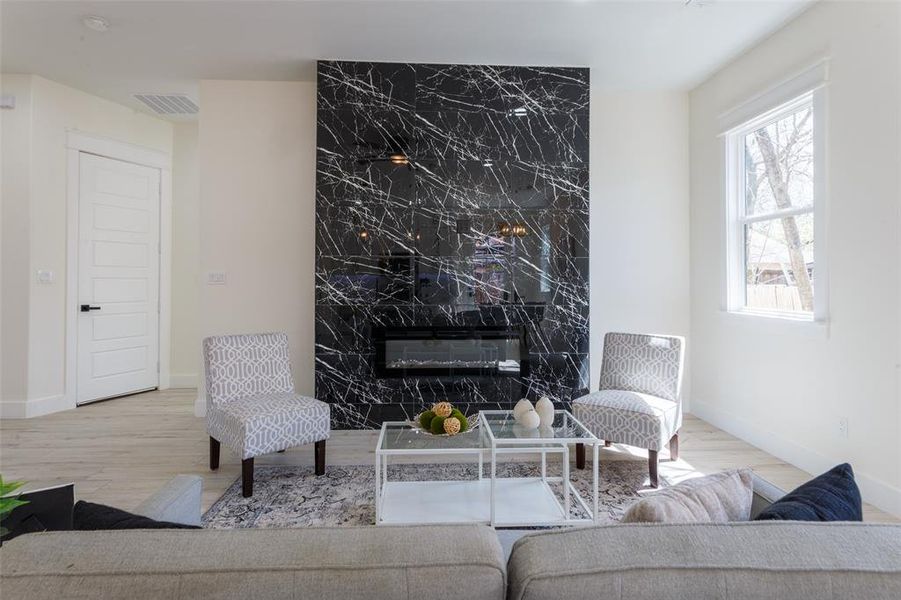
[373, 326, 528, 378]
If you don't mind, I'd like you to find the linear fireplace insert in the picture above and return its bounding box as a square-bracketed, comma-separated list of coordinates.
[373, 326, 529, 378]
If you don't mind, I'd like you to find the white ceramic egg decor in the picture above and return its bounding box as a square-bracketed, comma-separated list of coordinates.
[535, 396, 554, 428]
[517, 408, 541, 430]
[513, 398, 533, 421]
[512, 423, 541, 438]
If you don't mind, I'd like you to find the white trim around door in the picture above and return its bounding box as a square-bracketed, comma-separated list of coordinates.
[65, 130, 172, 409]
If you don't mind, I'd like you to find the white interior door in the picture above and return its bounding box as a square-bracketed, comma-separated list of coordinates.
[77, 153, 160, 404]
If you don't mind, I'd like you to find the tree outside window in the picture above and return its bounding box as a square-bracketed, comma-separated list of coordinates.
[727, 92, 819, 317]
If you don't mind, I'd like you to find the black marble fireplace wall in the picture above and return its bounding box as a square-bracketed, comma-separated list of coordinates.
[315, 61, 590, 429]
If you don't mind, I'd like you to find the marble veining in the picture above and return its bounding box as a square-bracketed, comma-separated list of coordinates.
[316, 60, 590, 429]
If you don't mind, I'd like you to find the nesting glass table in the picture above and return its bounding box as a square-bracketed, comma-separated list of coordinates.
[374, 410, 601, 527]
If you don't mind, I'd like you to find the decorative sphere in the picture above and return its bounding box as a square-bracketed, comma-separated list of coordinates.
[443, 417, 461, 435]
[518, 408, 541, 430]
[451, 409, 469, 432]
[430, 415, 447, 435]
[513, 398, 533, 422]
[432, 402, 453, 418]
[419, 410, 436, 430]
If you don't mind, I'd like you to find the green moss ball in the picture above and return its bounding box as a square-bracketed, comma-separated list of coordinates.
[419, 410, 436, 430]
[430, 415, 447, 435]
[450, 409, 469, 432]
[458, 414, 469, 432]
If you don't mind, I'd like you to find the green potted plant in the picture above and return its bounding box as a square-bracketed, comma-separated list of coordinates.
[0, 475, 29, 541]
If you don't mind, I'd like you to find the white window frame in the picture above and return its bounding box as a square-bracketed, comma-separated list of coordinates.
[721, 62, 829, 323]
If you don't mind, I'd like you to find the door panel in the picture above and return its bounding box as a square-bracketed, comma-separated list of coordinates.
[92, 278, 148, 303]
[77, 153, 160, 404]
[92, 241, 148, 268]
[92, 313, 148, 341]
[93, 204, 150, 232]
[92, 346, 148, 378]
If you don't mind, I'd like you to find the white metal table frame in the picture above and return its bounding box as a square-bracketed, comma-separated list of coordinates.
[374, 422, 486, 525]
[374, 409, 601, 527]
[479, 410, 600, 526]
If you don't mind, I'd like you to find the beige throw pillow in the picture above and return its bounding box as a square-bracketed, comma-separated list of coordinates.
[622, 469, 754, 523]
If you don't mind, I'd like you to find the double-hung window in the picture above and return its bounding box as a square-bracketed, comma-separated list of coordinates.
[724, 69, 827, 321]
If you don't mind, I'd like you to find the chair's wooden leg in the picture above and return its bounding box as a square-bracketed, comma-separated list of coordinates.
[242, 458, 254, 498]
[648, 450, 659, 488]
[669, 432, 679, 461]
[315, 440, 326, 476]
[209, 437, 220, 470]
[575, 443, 586, 469]
[604, 440, 612, 447]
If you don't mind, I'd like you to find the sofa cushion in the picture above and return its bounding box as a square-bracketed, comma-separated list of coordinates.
[73, 500, 200, 531]
[131, 474, 203, 526]
[755, 463, 863, 522]
[572, 389, 678, 451]
[207, 392, 330, 459]
[622, 469, 754, 523]
[0, 525, 505, 600]
[507, 522, 901, 600]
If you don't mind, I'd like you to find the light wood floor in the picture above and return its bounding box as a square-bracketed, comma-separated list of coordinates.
[1, 388, 896, 522]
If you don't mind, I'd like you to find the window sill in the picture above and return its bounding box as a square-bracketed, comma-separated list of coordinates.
[721, 309, 829, 339]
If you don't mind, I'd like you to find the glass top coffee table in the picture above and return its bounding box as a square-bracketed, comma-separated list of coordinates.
[374, 410, 601, 527]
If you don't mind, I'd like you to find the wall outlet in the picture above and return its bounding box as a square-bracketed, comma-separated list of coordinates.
[206, 271, 227, 285]
[837, 417, 849, 439]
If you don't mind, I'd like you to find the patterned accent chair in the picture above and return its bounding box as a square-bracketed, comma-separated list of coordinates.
[204, 332, 330, 497]
[573, 332, 685, 487]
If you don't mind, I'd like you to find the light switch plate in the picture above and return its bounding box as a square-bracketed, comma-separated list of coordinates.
[207, 271, 227, 285]
[36, 269, 54, 284]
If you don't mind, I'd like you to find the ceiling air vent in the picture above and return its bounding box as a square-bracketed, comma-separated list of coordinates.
[133, 94, 199, 115]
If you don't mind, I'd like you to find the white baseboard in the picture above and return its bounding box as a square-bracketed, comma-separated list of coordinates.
[0, 394, 74, 419]
[169, 373, 198, 388]
[691, 399, 901, 518]
[0, 400, 28, 419]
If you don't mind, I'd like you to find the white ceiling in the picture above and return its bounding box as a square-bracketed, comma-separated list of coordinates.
[1, 0, 814, 120]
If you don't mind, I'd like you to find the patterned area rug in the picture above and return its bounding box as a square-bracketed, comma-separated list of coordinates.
[203, 460, 663, 529]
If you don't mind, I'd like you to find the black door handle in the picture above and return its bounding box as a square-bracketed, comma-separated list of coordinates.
[80, 305, 101, 312]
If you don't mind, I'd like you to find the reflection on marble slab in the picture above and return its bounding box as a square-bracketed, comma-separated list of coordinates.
[415, 64, 590, 115]
[316, 61, 590, 429]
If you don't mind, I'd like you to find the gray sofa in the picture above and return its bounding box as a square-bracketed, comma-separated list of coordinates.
[2, 475, 900, 599]
[131, 473, 203, 526]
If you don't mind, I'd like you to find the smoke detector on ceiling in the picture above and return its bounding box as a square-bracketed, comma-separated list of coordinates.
[133, 94, 199, 116]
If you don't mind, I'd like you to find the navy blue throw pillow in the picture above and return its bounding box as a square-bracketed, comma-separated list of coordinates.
[755, 463, 862, 522]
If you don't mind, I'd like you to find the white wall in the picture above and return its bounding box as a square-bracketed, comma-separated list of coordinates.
[589, 90, 691, 398]
[170, 122, 200, 387]
[689, 1, 901, 515]
[0, 74, 174, 417]
[193, 79, 690, 415]
[196, 80, 317, 415]
[2, 73, 690, 420]
[0, 74, 33, 407]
